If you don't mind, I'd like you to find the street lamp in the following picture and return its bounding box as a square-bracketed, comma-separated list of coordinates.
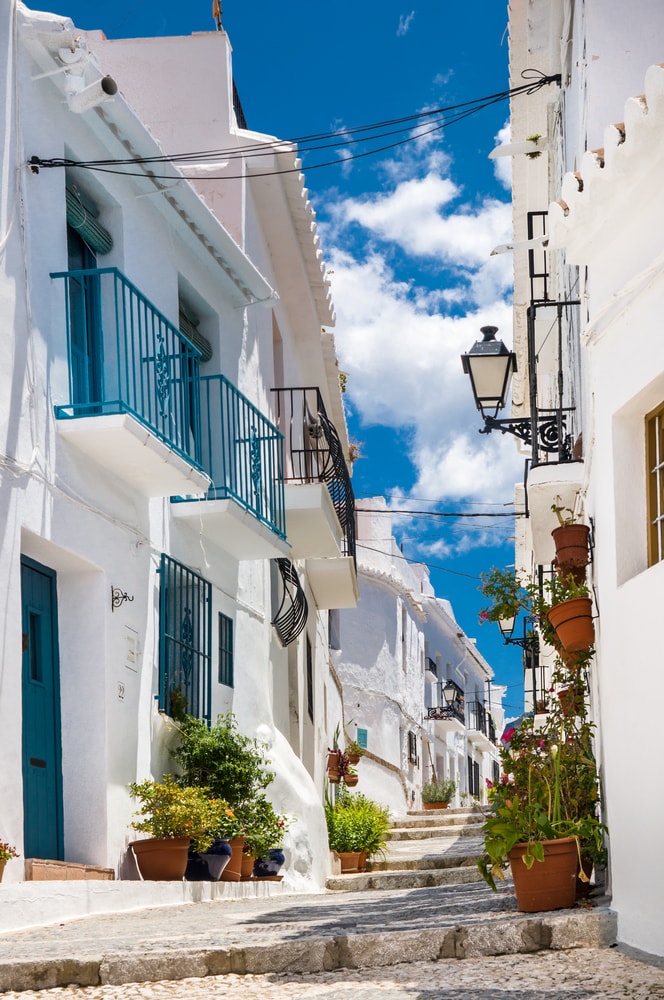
[441, 679, 458, 705]
[460, 325, 567, 453]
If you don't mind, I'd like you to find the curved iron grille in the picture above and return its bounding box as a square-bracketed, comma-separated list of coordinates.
[272, 558, 308, 646]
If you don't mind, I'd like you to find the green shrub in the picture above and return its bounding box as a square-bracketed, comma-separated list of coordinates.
[129, 775, 229, 853]
[422, 778, 456, 804]
[325, 792, 390, 858]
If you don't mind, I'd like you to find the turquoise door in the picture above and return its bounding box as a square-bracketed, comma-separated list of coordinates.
[21, 557, 64, 859]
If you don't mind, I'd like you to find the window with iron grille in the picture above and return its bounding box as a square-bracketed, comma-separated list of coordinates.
[159, 554, 212, 723]
[407, 730, 418, 765]
[492, 759, 500, 785]
[647, 402, 664, 566]
[218, 612, 234, 688]
[306, 634, 314, 722]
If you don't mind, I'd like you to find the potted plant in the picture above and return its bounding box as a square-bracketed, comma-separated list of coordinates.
[0, 840, 18, 882]
[345, 739, 365, 765]
[542, 572, 594, 653]
[247, 799, 290, 879]
[185, 802, 242, 881]
[421, 777, 456, 810]
[478, 704, 606, 911]
[170, 713, 275, 881]
[325, 791, 391, 873]
[128, 775, 229, 881]
[551, 501, 590, 578]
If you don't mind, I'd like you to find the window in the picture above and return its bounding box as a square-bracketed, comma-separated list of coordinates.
[407, 730, 418, 765]
[159, 554, 212, 723]
[356, 728, 368, 750]
[306, 635, 314, 721]
[647, 403, 664, 565]
[218, 612, 234, 688]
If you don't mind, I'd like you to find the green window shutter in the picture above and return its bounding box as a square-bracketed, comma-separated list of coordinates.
[65, 187, 113, 256]
[178, 301, 213, 363]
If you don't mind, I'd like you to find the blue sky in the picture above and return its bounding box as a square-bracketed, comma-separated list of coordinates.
[38, 0, 527, 716]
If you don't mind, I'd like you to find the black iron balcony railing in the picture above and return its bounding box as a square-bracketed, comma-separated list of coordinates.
[426, 679, 464, 725]
[272, 387, 356, 563]
[467, 700, 488, 737]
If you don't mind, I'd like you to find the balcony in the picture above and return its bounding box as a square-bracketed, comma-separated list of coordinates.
[466, 701, 496, 751]
[272, 387, 358, 608]
[51, 267, 210, 498]
[172, 374, 289, 560]
[425, 679, 465, 733]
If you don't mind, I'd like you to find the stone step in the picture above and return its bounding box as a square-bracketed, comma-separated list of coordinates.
[367, 853, 480, 872]
[391, 813, 483, 829]
[326, 864, 484, 892]
[387, 823, 484, 840]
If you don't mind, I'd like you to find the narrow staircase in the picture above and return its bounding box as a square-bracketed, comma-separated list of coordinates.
[326, 806, 486, 891]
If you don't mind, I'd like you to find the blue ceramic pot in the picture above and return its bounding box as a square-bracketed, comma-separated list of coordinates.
[186, 838, 232, 881]
[253, 848, 285, 878]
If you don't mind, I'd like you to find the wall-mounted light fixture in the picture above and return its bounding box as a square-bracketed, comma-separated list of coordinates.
[460, 325, 567, 454]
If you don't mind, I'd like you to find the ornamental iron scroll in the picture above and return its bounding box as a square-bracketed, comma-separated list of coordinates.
[272, 558, 308, 647]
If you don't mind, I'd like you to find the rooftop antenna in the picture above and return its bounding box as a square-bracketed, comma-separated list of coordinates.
[212, 0, 222, 30]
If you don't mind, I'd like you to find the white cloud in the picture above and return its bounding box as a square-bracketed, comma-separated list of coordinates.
[492, 121, 512, 189]
[334, 173, 513, 300]
[320, 145, 522, 551]
[397, 10, 415, 36]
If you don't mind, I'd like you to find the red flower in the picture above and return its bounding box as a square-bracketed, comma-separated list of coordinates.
[503, 727, 515, 743]
[485, 779, 493, 789]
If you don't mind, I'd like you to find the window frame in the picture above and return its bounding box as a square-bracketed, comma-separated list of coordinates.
[218, 611, 234, 689]
[646, 402, 664, 566]
[158, 553, 212, 724]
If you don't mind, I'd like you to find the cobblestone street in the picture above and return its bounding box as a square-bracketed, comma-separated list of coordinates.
[3, 949, 664, 1000]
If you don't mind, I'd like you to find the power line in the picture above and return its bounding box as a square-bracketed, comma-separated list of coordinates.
[29, 70, 560, 181]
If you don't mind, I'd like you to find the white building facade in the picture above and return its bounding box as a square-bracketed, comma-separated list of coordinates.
[501, 0, 664, 959]
[332, 499, 503, 815]
[0, 2, 357, 913]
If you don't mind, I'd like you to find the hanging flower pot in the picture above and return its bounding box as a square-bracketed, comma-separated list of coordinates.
[343, 772, 359, 787]
[558, 687, 585, 718]
[547, 597, 594, 652]
[508, 836, 578, 912]
[552, 524, 590, 575]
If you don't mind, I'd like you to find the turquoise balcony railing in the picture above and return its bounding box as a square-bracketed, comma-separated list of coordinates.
[178, 373, 286, 540]
[51, 266, 203, 470]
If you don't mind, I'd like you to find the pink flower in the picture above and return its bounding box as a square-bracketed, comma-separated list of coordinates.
[503, 727, 515, 743]
[538, 739, 545, 749]
[485, 779, 493, 789]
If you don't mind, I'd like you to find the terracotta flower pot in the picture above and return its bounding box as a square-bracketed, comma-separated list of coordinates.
[552, 524, 590, 574]
[240, 850, 256, 880]
[220, 836, 245, 882]
[346, 752, 361, 765]
[547, 597, 594, 652]
[0, 860, 6, 883]
[130, 836, 191, 881]
[558, 687, 584, 717]
[508, 837, 578, 912]
[336, 851, 362, 873]
[423, 802, 449, 810]
[343, 773, 359, 787]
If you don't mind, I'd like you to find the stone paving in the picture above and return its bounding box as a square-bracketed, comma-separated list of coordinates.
[3, 948, 664, 999]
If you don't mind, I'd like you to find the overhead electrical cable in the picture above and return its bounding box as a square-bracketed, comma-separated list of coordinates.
[29, 70, 560, 180]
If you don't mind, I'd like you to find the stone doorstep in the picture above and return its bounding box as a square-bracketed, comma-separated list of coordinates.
[0, 907, 618, 992]
[25, 859, 115, 882]
[396, 813, 482, 829]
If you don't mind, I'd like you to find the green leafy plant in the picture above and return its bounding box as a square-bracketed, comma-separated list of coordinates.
[325, 791, 390, 858]
[171, 714, 274, 808]
[478, 671, 606, 891]
[422, 778, 456, 804]
[551, 501, 579, 527]
[345, 739, 365, 758]
[129, 775, 230, 853]
[0, 840, 18, 861]
[242, 795, 290, 860]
